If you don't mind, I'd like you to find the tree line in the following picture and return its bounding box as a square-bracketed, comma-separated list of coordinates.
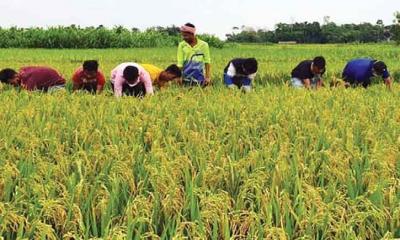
[0, 25, 224, 49]
[0, 13, 399, 49]
[227, 14, 400, 44]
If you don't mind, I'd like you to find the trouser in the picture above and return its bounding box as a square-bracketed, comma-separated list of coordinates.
[224, 73, 252, 92]
[45, 84, 65, 93]
[291, 77, 320, 88]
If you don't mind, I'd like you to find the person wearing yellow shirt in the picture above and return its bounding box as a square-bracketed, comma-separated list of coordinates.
[141, 64, 182, 89]
[177, 23, 211, 86]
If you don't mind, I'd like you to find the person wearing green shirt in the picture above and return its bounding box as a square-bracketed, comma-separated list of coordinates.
[177, 23, 211, 86]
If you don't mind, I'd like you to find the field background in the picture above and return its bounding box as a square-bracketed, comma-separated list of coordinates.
[1, 44, 400, 86]
[0, 44, 400, 239]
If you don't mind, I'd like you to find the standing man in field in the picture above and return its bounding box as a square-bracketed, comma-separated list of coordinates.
[0, 66, 65, 92]
[72, 60, 106, 94]
[177, 23, 212, 86]
[140, 64, 182, 89]
[342, 58, 392, 89]
[110, 62, 154, 98]
[224, 58, 258, 92]
[291, 56, 326, 89]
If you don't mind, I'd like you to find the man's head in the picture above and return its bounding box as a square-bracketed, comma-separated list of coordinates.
[82, 60, 99, 79]
[181, 23, 196, 43]
[159, 64, 182, 83]
[123, 66, 139, 86]
[372, 61, 387, 77]
[242, 58, 258, 75]
[0, 68, 19, 86]
[311, 56, 326, 75]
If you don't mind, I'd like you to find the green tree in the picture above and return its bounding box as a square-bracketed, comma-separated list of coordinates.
[393, 12, 400, 44]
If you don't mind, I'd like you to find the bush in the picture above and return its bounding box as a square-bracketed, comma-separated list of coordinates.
[0, 26, 224, 48]
[198, 34, 225, 48]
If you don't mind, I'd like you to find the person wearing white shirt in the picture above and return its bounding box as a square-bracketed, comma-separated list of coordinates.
[224, 58, 258, 93]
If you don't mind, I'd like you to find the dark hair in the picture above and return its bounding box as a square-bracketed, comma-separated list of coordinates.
[123, 66, 139, 82]
[313, 56, 326, 70]
[185, 23, 196, 28]
[373, 61, 387, 75]
[83, 60, 99, 72]
[165, 64, 182, 78]
[243, 58, 258, 75]
[0, 68, 17, 84]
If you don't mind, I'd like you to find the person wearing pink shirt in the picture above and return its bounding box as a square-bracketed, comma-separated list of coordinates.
[110, 62, 154, 98]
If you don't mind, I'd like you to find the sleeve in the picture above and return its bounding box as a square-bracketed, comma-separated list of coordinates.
[141, 70, 154, 94]
[114, 79, 123, 97]
[97, 71, 106, 87]
[177, 43, 184, 68]
[19, 68, 35, 91]
[23, 76, 35, 91]
[111, 68, 123, 97]
[203, 43, 211, 64]
[382, 70, 390, 79]
[226, 63, 236, 77]
[111, 67, 117, 81]
[72, 69, 81, 84]
[321, 68, 326, 76]
[291, 64, 300, 79]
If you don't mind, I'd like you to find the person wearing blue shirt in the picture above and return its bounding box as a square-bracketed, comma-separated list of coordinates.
[342, 59, 392, 89]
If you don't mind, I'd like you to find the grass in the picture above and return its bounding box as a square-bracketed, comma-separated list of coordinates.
[0, 44, 399, 239]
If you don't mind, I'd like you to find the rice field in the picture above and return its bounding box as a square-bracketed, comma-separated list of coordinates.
[0, 44, 399, 239]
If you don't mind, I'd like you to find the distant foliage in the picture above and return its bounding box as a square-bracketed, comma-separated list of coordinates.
[197, 34, 225, 48]
[394, 12, 400, 44]
[0, 25, 224, 48]
[227, 20, 396, 44]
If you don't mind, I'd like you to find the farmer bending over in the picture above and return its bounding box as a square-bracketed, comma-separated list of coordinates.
[72, 60, 106, 94]
[0, 66, 65, 92]
[141, 64, 182, 89]
[110, 63, 153, 98]
[342, 58, 392, 89]
[291, 56, 326, 89]
[224, 58, 258, 93]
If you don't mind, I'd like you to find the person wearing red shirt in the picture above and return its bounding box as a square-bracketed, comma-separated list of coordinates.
[72, 60, 105, 94]
[0, 66, 65, 92]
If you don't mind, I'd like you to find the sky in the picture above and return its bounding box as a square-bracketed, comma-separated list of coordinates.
[0, 0, 399, 38]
